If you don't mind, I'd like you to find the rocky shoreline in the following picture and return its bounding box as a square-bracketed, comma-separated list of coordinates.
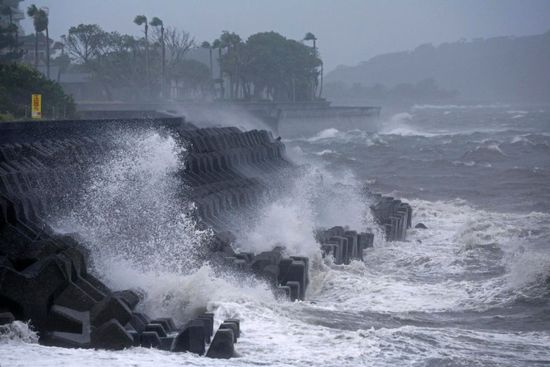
[0, 117, 412, 357]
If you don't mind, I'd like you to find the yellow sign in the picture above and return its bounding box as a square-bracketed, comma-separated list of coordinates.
[31, 94, 42, 119]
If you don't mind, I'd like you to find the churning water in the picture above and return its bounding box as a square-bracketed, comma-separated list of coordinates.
[1, 104, 550, 366]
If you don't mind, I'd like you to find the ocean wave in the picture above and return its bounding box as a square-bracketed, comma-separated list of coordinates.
[379, 113, 435, 137]
[461, 142, 507, 161]
[314, 149, 338, 156]
[306, 128, 341, 142]
[507, 110, 529, 115]
[413, 103, 511, 110]
[0, 321, 38, 344]
[510, 134, 535, 145]
[309, 197, 550, 315]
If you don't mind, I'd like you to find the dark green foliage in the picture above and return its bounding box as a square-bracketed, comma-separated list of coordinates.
[0, 23, 21, 62]
[0, 63, 76, 120]
[218, 31, 322, 101]
[0, 0, 22, 62]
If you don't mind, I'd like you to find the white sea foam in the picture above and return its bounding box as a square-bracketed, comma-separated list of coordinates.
[6, 114, 550, 366]
[413, 103, 510, 110]
[234, 162, 369, 259]
[53, 130, 212, 276]
[0, 321, 38, 344]
[306, 127, 341, 142]
[510, 134, 535, 145]
[379, 112, 439, 137]
[314, 149, 337, 156]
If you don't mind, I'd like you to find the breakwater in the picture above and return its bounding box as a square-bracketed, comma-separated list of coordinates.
[0, 117, 411, 357]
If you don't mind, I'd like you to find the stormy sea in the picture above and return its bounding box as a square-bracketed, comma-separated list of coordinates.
[1, 104, 549, 366]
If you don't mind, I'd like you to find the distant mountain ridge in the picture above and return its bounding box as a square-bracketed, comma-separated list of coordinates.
[326, 31, 550, 103]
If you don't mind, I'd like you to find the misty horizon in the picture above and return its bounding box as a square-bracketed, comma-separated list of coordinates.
[20, 0, 550, 72]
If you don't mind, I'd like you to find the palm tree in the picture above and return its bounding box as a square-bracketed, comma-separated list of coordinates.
[1, 4, 19, 56]
[304, 32, 317, 51]
[134, 15, 149, 92]
[42, 7, 50, 79]
[201, 41, 213, 80]
[27, 5, 48, 72]
[212, 38, 224, 99]
[150, 17, 165, 98]
[304, 32, 320, 100]
[219, 32, 242, 99]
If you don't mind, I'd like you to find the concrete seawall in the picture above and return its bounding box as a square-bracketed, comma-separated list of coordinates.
[0, 117, 411, 356]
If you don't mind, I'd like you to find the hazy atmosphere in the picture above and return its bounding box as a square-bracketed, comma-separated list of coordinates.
[21, 0, 550, 71]
[2, 1, 550, 366]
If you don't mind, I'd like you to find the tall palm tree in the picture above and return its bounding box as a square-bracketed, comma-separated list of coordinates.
[42, 8, 50, 79]
[304, 32, 317, 51]
[134, 15, 149, 92]
[201, 41, 213, 80]
[27, 5, 48, 71]
[212, 38, 224, 99]
[304, 32, 320, 99]
[150, 17, 165, 98]
[1, 4, 20, 57]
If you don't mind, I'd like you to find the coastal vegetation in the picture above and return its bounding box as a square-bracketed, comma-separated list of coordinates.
[1, 0, 323, 119]
[57, 24, 322, 102]
[212, 31, 322, 101]
[0, 62, 75, 120]
[0, 1, 74, 120]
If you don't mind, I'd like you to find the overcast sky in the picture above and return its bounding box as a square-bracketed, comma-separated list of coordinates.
[21, 0, 550, 72]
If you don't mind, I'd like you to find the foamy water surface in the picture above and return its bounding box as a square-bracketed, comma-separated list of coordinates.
[2, 105, 550, 366]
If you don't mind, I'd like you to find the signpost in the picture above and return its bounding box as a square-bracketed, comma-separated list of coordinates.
[31, 94, 42, 119]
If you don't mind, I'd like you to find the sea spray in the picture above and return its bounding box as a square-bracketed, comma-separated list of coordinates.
[51, 129, 212, 288]
[233, 149, 373, 259]
[0, 321, 39, 344]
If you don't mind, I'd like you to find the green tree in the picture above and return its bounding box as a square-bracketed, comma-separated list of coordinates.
[150, 17, 165, 98]
[27, 5, 48, 70]
[242, 31, 321, 101]
[133, 15, 149, 93]
[201, 41, 213, 80]
[0, 1, 22, 62]
[304, 32, 317, 50]
[211, 38, 224, 98]
[0, 63, 75, 120]
[0, 0, 22, 61]
[304, 32, 321, 97]
[219, 31, 243, 99]
[171, 59, 211, 98]
[63, 24, 106, 65]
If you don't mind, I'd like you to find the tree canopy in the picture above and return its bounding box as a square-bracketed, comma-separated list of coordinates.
[0, 0, 22, 62]
[0, 63, 75, 120]
[217, 31, 322, 101]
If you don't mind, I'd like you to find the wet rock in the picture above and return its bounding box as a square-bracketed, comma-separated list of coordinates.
[206, 328, 235, 359]
[172, 319, 206, 355]
[0, 312, 15, 325]
[128, 313, 147, 333]
[90, 295, 132, 327]
[159, 336, 175, 351]
[139, 331, 162, 348]
[54, 282, 97, 311]
[224, 319, 240, 338]
[151, 317, 176, 333]
[91, 319, 133, 350]
[113, 290, 141, 310]
[145, 323, 167, 338]
[286, 281, 301, 302]
[197, 313, 214, 343]
[44, 306, 91, 348]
